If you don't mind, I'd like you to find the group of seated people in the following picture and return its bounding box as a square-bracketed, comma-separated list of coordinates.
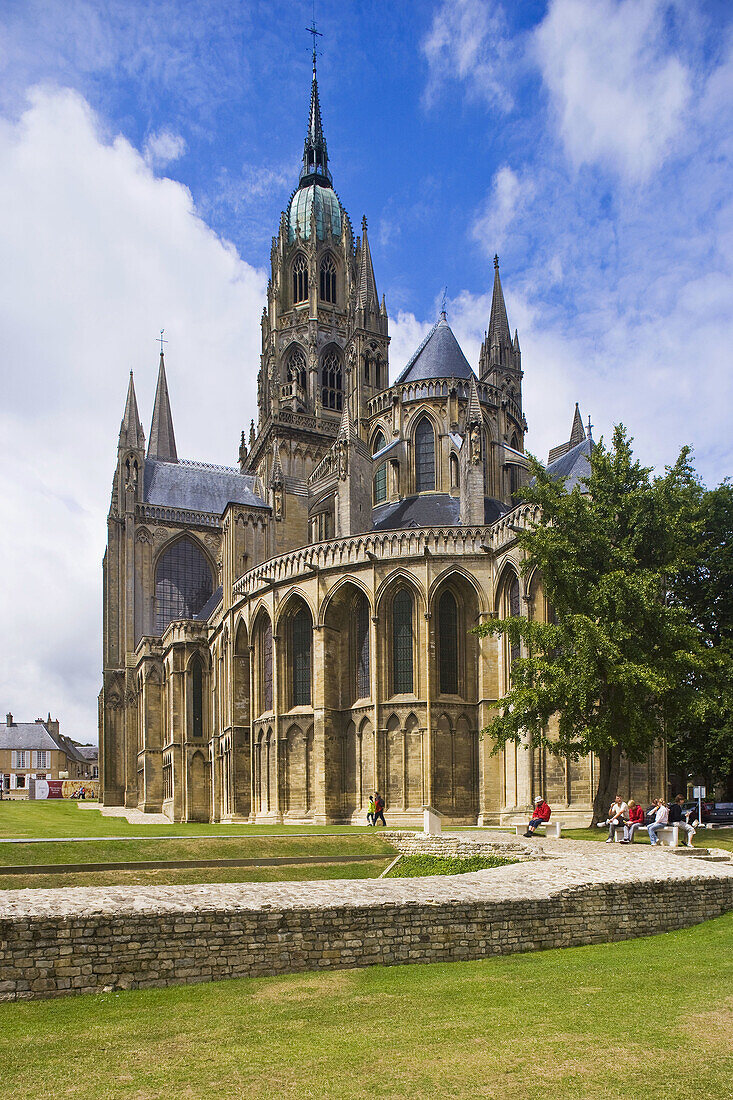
[521, 794, 698, 847]
[602, 794, 697, 847]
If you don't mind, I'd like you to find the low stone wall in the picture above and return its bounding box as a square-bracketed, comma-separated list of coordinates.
[2, 874, 732, 1002]
[382, 831, 531, 859]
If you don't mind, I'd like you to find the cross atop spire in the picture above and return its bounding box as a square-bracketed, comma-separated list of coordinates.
[300, 23, 331, 187]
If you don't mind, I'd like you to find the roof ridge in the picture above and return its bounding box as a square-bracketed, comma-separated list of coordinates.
[394, 320, 441, 384]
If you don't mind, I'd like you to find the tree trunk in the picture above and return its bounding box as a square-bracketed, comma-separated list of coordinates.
[592, 746, 622, 824]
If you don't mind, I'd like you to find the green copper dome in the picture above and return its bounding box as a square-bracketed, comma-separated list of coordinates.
[288, 184, 343, 242]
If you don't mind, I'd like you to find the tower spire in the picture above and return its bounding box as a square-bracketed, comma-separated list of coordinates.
[119, 370, 145, 452]
[300, 26, 331, 186]
[358, 216, 379, 312]
[488, 255, 512, 350]
[148, 350, 178, 463]
[569, 402, 586, 447]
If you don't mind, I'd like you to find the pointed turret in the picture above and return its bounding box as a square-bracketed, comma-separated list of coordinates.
[300, 49, 331, 186]
[148, 352, 178, 463]
[119, 371, 145, 452]
[488, 255, 512, 351]
[358, 216, 379, 313]
[569, 402, 586, 448]
[337, 397, 359, 444]
[467, 373, 482, 427]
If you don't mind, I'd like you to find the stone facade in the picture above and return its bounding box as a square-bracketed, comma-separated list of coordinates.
[100, 56, 664, 826]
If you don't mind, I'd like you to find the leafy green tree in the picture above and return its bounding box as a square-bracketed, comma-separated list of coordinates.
[668, 481, 733, 794]
[476, 426, 703, 822]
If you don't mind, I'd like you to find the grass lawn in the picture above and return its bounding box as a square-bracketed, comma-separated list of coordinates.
[0, 801, 385, 840]
[386, 853, 518, 877]
[0, 914, 730, 1100]
[563, 826, 733, 852]
[0, 859, 391, 891]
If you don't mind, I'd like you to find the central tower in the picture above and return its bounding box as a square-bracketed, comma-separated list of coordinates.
[245, 49, 389, 554]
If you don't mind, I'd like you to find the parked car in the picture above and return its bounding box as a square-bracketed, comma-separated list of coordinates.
[683, 801, 733, 826]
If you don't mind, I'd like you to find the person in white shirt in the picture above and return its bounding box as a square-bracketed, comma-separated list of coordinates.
[605, 795, 628, 842]
[647, 799, 669, 845]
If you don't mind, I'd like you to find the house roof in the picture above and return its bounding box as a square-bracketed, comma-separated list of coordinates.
[395, 317, 474, 385]
[144, 459, 266, 516]
[0, 722, 60, 752]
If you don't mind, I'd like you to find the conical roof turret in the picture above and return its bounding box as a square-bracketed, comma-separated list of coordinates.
[148, 352, 178, 463]
[119, 371, 145, 452]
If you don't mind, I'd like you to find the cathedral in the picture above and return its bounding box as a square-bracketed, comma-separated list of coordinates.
[100, 57, 664, 824]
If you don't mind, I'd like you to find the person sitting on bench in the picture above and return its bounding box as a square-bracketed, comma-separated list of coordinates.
[622, 799, 646, 843]
[668, 795, 696, 847]
[524, 796, 551, 837]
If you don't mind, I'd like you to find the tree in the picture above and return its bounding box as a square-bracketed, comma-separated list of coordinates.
[668, 481, 733, 794]
[476, 425, 704, 823]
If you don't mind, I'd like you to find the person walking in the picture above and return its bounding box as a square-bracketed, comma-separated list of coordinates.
[622, 799, 646, 843]
[668, 795, 696, 847]
[647, 799, 669, 845]
[523, 796, 551, 837]
[605, 794, 628, 842]
[367, 794, 376, 826]
[373, 792, 386, 827]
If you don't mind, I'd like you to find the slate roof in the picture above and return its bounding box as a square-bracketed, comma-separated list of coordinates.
[74, 744, 99, 761]
[195, 585, 223, 622]
[144, 459, 266, 516]
[545, 436, 593, 491]
[484, 497, 509, 524]
[0, 722, 60, 752]
[395, 317, 474, 385]
[372, 493, 461, 530]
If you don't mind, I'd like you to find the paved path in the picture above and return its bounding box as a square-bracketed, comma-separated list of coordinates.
[0, 833, 730, 921]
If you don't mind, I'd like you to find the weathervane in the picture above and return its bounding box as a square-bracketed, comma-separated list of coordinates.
[440, 286, 448, 319]
[158, 329, 168, 355]
[587, 414, 593, 438]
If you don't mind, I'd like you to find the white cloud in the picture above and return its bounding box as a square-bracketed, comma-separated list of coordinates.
[534, 0, 692, 180]
[422, 0, 513, 110]
[143, 127, 186, 168]
[0, 87, 266, 742]
[471, 166, 535, 254]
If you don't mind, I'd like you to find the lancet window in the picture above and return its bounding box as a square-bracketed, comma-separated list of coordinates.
[260, 618, 273, 714]
[292, 254, 308, 304]
[321, 350, 343, 410]
[438, 590, 459, 695]
[154, 538, 213, 635]
[393, 588, 414, 694]
[320, 256, 336, 303]
[191, 657, 204, 738]
[291, 607, 312, 707]
[414, 417, 436, 492]
[353, 593, 370, 701]
[287, 347, 307, 389]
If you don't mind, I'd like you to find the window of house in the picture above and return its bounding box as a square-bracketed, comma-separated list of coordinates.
[13, 751, 27, 769]
[415, 417, 436, 492]
[354, 593, 370, 700]
[292, 254, 308, 304]
[321, 350, 343, 410]
[320, 256, 336, 303]
[291, 607, 312, 707]
[154, 538, 213, 635]
[35, 751, 47, 768]
[191, 658, 204, 738]
[15, 774, 26, 789]
[393, 588, 414, 694]
[439, 590, 459, 694]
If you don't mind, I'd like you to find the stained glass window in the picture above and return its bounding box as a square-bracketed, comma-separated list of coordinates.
[393, 588, 413, 694]
[415, 417, 435, 492]
[320, 256, 336, 303]
[292, 607, 312, 706]
[261, 619, 273, 713]
[321, 350, 343, 410]
[155, 538, 213, 635]
[292, 254, 308, 303]
[508, 575, 520, 667]
[439, 590, 459, 694]
[374, 463, 387, 504]
[191, 658, 203, 738]
[354, 594, 370, 700]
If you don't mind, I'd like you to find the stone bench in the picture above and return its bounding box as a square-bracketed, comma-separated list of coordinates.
[515, 821, 562, 839]
[652, 825, 680, 848]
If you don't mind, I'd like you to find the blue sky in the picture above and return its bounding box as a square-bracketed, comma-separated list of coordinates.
[0, 0, 731, 740]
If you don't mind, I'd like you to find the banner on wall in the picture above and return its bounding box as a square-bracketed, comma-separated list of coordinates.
[29, 779, 100, 800]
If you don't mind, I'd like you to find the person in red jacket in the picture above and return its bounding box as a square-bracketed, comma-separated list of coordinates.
[621, 799, 645, 843]
[524, 796, 551, 837]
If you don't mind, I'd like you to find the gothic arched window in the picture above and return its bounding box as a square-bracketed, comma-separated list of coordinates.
[508, 573, 520, 669]
[450, 453, 459, 490]
[353, 593, 370, 701]
[321, 349, 343, 410]
[260, 618, 273, 713]
[287, 347, 307, 389]
[372, 430, 386, 455]
[292, 254, 308, 304]
[374, 464, 387, 504]
[415, 417, 436, 492]
[155, 538, 213, 635]
[291, 606, 312, 707]
[320, 256, 336, 303]
[438, 590, 459, 695]
[191, 657, 204, 738]
[393, 588, 414, 694]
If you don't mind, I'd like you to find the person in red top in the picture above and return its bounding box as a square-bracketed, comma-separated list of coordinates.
[622, 799, 645, 843]
[523, 796, 551, 837]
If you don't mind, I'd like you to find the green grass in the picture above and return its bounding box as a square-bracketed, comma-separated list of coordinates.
[0, 859, 391, 891]
[0, 914, 731, 1099]
[386, 853, 518, 877]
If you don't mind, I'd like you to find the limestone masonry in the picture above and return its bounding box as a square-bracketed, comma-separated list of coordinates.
[1, 837, 731, 1001]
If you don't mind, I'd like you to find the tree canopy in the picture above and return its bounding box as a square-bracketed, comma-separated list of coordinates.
[476, 425, 705, 820]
